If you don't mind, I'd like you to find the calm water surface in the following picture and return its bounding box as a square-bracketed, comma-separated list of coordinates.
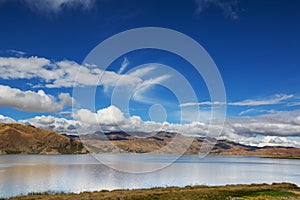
[0, 155, 299, 198]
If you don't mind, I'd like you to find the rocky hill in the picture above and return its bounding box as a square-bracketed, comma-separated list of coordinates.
[0, 123, 87, 154]
[82, 131, 300, 158]
[1, 123, 300, 158]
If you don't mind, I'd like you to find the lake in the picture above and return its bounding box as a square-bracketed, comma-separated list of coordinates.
[0, 154, 300, 198]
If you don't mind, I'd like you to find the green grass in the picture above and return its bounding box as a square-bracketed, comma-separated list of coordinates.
[241, 190, 298, 199]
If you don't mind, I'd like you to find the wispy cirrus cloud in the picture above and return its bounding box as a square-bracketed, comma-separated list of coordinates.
[180, 101, 225, 107]
[194, 0, 240, 19]
[117, 57, 129, 74]
[229, 94, 293, 106]
[180, 94, 294, 108]
[7, 49, 27, 56]
[238, 108, 275, 116]
[287, 99, 300, 106]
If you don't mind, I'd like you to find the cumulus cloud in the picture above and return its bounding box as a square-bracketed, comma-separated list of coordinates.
[0, 56, 51, 80]
[230, 120, 300, 137]
[19, 115, 86, 134]
[70, 105, 208, 135]
[219, 130, 300, 148]
[0, 85, 74, 112]
[194, 0, 239, 19]
[0, 114, 16, 123]
[73, 106, 126, 126]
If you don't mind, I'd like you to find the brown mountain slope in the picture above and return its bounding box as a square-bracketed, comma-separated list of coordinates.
[1, 123, 300, 158]
[82, 131, 300, 158]
[0, 123, 87, 154]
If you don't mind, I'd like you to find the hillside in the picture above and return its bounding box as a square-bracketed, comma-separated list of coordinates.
[1, 123, 300, 158]
[82, 131, 300, 158]
[0, 123, 87, 154]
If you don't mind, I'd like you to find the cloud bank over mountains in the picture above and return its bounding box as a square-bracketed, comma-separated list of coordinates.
[1, 107, 300, 148]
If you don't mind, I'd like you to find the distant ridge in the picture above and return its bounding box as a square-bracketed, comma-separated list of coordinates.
[81, 131, 300, 158]
[1, 123, 300, 158]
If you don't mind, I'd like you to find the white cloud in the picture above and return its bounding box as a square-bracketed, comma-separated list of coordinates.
[19, 115, 85, 134]
[8, 50, 26, 56]
[287, 102, 300, 106]
[180, 94, 294, 108]
[102, 57, 131, 93]
[231, 120, 300, 137]
[127, 66, 157, 78]
[238, 109, 275, 116]
[219, 131, 300, 148]
[99, 63, 174, 106]
[0, 85, 74, 112]
[71, 105, 209, 135]
[224, 110, 300, 137]
[194, 0, 239, 19]
[180, 101, 225, 107]
[131, 74, 172, 103]
[23, 0, 95, 13]
[0, 114, 16, 123]
[117, 57, 129, 74]
[0, 56, 51, 80]
[73, 105, 126, 126]
[229, 94, 294, 106]
[58, 93, 74, 106]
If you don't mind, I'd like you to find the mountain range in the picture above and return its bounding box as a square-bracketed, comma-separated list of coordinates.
[1, 122, 300, 158]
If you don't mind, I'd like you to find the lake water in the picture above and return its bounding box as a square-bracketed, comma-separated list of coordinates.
[0, 154, 300, 198]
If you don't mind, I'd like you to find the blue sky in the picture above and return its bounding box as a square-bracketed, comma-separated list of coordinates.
[0, 0, 300, 147]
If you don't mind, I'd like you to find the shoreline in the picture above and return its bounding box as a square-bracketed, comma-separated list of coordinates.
[1, 153, 299, 160]
[5, 183, 300, 200]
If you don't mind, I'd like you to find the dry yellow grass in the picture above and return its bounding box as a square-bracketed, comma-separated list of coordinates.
[6, 183, 300, 200]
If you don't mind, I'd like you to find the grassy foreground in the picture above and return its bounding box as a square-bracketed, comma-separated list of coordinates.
[6, 183, 300, 200]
